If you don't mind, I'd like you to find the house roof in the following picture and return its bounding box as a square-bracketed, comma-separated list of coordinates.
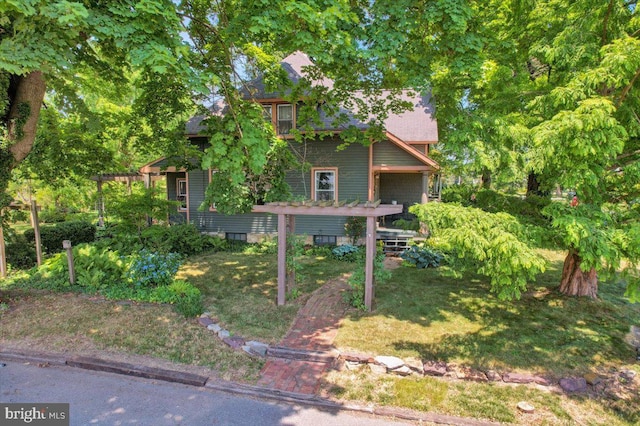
[183, 52, 439, 167]
[243, 52, 438, 143]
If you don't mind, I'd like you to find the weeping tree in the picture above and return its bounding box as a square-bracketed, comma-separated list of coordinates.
[380, 0, 640, 300]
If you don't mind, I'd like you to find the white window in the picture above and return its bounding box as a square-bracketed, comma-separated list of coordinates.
[262, 105, 272, 121]
[313, 168, 337, 201]
[176, 178, 187, 211]
[208, 170, 216, 211]
[277, 104, 293, 134]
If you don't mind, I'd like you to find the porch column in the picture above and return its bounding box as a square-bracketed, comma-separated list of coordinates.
[364, 215, 376, 311]
[277, 213, 287, 306]
[421, 171, 430, 204]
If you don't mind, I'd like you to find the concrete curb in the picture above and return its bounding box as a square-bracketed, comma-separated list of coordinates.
[0, 349, 499, 426]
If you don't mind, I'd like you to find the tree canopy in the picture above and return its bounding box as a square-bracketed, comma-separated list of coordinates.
[1, 0, 639, 300]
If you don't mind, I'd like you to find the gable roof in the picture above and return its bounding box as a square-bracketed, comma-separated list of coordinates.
[185, 52, 439, 166]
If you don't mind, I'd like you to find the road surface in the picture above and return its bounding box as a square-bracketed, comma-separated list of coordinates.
[0, 361, 415, 426]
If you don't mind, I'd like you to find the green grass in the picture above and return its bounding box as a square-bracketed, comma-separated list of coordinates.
[0, 248, 355, 381]
[327, 249, 640, 424]
[335, 250, 639, 377]
[177, 250, 354, 343]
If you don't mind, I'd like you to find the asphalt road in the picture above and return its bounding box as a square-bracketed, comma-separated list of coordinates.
[0, 361, 414, 426]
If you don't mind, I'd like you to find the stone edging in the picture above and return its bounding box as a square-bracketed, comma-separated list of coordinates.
[198, 313, 269, 358]
[339, 351, 638, 398]
[198, 313, 639, 401]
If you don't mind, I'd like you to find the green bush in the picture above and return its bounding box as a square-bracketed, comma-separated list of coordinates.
[400, 245, 443, 268]
[345, 251, 390, 310]
[344, 216, 366, 245]
[38, 208, 67, 223]
[125, 250, 182, 288]
[5, 232, 37, 270]
[441, 184, 476, 204]
[72, 244, 126, 290]
[25, 221, 96, 254]
[332, 244, 362, 262]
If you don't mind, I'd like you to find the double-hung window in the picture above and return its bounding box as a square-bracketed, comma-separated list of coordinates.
[277, 104, 293, 134]
[262, 105, 272, 122]
[176, 178, 187, 211]
[312, 168, 337, 201]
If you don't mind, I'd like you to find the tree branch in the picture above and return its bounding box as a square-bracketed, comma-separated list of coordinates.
[601, 0, 615, 46]
[616, 66, 640, 107]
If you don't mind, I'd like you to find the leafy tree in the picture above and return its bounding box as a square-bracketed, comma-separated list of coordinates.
[372, 0, 640, 300]
[0, 0, 191, 209]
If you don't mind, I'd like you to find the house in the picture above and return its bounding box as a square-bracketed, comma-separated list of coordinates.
[140, 52, 441, 245]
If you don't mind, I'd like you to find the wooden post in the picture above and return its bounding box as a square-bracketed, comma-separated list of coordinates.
[63, 240, 75, 284]
[277, 213, 287, 305]
[0, 222, 7, 278]
[286, 215, 296, 292]
[97, 179, 105, 227]
[364, 215, 376, 311]
[30, 200, 42, 266]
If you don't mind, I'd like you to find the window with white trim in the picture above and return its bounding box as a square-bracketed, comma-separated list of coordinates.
[262, 105, 272, 121]
[277, 104, 293, 134]
[313, 169, 337, 201]
[176, 178, 187, 211]
[208, 169, 217, 211]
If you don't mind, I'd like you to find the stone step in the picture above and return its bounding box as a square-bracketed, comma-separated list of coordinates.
[266, 346, 338, 363]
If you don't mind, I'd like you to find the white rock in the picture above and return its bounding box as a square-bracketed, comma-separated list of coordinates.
[390, 366, 412, 376]
[246, 341, 269, 357]
[207, 323, 222, 333]
[517, 401, 535, 413]
[369, 364, 387, 375]
[374, 355, 405, 370]
[217, 329, 230, 339]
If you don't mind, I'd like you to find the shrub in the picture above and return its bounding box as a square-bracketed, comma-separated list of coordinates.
[72, 244, 126, 290]
[441, 184, 476, 204]
[140, 224, 221, 256]
[332, 244, 362, 262]
[5, 233, 37, 270]
[167, 280, 204, 318]
[344, 216, 366, 245]
[400, 245, 444, 268]
[345, 251, 390, 310]
[25, 221, 96, 254]
[38, 208, 67, 223]
[125, 250, 182, 288]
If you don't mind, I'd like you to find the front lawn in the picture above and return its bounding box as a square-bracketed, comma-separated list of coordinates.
[0, 246, 354, 381]
[327, 249, 640, 424]
[176, 249, 354, 343]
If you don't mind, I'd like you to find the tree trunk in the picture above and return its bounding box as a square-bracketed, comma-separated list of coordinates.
[6, 71, 46, 166]
[526, 171, 549, 197]
[481, 168, 491, 189]
[559, 249, 598, 298]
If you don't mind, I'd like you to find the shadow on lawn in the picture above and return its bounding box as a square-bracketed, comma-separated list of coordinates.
[344, 255, 639, 376]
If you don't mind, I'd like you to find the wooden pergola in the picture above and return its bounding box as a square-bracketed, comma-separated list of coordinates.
[253, 201, 402, 311]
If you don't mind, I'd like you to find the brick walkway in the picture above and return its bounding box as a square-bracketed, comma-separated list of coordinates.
[256, 274, 351, 394]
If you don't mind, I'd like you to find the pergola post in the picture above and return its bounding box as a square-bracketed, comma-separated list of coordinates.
[286, 215, 296, 291]
[277, 213, 287, 305]
[0, 221, 7, 278]
[97, 179, 105, 227]
[30, 200, 42, 266]
[364, 215, 376, 311]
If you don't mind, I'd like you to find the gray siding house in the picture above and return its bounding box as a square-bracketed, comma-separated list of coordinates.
[141, 52, 441, 244]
